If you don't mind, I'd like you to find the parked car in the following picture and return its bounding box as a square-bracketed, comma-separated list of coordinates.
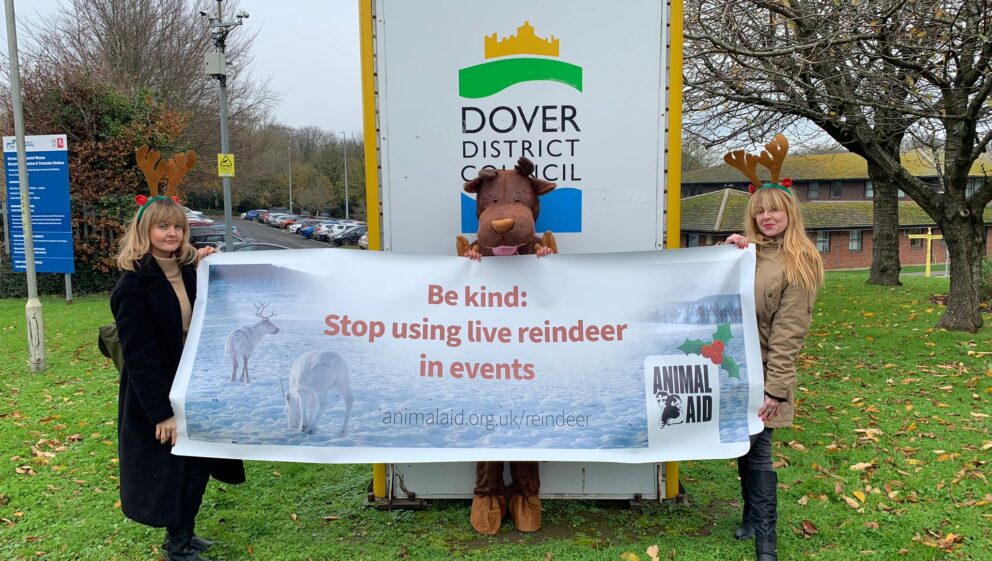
[244, 209, 266, 221]
[330, 225, 367, 247]
[312, 221, 341, 241]
[264, 213, 292, 226]
[190, 224, 242, 238]
[277, 215, 305, 229]
[220, 242, 290, 252]
[316, 222, 352, 242]
[358, 233, 368, 250]
[189, 232, 250, 249]
[289, 219, 323, 234]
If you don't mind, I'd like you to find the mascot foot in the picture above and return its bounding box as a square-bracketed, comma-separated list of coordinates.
[470, 495, 507, 535]
[508, 494, 541, 533]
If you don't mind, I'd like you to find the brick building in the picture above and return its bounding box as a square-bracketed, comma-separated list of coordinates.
[680, 151, 992, 269]
[680, 189, 992, 270]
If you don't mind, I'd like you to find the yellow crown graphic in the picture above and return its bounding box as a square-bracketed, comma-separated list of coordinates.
[484, 21, 559, 59]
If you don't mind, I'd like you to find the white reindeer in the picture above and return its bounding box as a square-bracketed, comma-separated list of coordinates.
[225, 302, 280, 384]
[284, 350, 353, 436]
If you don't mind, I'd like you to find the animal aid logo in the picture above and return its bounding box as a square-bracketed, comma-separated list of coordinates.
[458, 21, 583, 234]
[644, 355, 717, 440]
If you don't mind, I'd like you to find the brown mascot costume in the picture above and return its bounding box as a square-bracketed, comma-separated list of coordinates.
[456, 156, 557, 534]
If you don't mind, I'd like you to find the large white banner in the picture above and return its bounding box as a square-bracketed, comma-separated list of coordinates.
[374, 0, 668, 253]
[172, 246, 763, 463]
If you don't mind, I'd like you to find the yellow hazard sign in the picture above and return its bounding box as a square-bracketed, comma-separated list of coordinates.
[217, 154, 235, 177]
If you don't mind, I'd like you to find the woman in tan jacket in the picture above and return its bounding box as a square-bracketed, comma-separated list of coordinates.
[727, 184, 823, 561]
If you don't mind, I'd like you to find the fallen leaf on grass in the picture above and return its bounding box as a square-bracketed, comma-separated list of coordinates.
[14, 466, 36, 476]
[397, 545, 410, 559]
[843, 496, 861, 509]
[850, 462, 875, 471]
[865, 521, 880, 529]
[621, 553, 639, 561]
[322, 516, 340, 521]
[545, 553, 554, 561]
[854, 491, 866, 502]
[789, 441, 806, 451]
[645, 545, 660, 561]
[971, 412, 989, 419]
[797, 496, 809, 505]
[800, 520, 818, 537]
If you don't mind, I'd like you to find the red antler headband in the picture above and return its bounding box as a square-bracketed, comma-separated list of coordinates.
[133, 145, 198, 221]
[135, 194, 181, 222]
[723, 134, 793, 195]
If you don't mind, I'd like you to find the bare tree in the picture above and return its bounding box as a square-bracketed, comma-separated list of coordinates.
[24, 0, 275, 159]
[685, 0, 992, 331]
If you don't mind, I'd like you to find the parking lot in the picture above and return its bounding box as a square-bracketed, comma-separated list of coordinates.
[209, 216, 336, 249]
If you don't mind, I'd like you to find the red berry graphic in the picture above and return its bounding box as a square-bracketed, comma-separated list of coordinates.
[712, 340, 725, 354]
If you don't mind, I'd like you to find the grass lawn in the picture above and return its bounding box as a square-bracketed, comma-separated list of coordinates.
[1, 271, 989, 560]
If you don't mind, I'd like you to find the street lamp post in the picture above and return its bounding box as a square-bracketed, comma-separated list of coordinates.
[202, 0, 247, 252]
[288, 146, 293, 213]
[340, 132, 349, 220]
[5, 0, 46, 372]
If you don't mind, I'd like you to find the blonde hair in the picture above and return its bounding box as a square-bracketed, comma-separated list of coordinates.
[116, 198, 197, 271]
[744, 187, 824, 294]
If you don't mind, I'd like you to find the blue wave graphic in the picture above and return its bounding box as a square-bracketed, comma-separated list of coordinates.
[461, 187, 582, 234]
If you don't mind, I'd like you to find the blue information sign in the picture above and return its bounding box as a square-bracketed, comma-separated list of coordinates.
[3, 134, 75, 273]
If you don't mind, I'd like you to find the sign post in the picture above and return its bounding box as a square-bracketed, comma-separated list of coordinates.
[908, 228, 943, 277]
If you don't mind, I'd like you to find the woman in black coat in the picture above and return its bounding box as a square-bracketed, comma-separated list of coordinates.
[111, 197, 244, 561]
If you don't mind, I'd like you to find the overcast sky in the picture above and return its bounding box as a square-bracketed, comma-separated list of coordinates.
[1, 0, 364, 135]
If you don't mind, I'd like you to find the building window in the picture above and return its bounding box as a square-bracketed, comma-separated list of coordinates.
[687, 234, 700, 247]
[816, 231, 830, 253]
[808, 182, 819, 199]
[864, 180, 874, 198]
[966, 178, 980, 197]
[831, 181, 843, 198]
[909, 229, 924, 248]
[849, 230, 863, 251]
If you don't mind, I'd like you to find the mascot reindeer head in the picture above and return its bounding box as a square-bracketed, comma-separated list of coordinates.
[457, 157, 558, 257]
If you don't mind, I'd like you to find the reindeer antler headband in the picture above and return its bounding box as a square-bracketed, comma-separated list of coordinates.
[723, 134, 793, 195]
[134, 145, 198, 221]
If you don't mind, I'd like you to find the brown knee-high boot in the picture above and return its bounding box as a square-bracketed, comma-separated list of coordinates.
[471, 461, 507, 534]
[507, 461, 541, 532]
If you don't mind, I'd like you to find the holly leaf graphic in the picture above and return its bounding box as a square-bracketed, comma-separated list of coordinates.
[722, 355, 741, 379]
[712, 323, 733, 344]
[678, 339, 706, 355]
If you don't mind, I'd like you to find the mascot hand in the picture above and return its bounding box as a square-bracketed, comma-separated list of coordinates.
[456, 235, 470, 257]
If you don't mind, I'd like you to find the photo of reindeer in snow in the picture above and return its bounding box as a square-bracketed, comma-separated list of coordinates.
[225, 302, 280, 384]
[283, 350, 353, 436]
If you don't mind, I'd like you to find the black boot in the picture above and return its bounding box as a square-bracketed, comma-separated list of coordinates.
[748, 470, 778, 561]
[163, 532, 214, 553]
[165, 523, 214, 561]
[734, 457, 753, 540]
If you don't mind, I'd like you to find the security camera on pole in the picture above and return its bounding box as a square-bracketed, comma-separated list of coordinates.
[202, 0, 248, 252]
